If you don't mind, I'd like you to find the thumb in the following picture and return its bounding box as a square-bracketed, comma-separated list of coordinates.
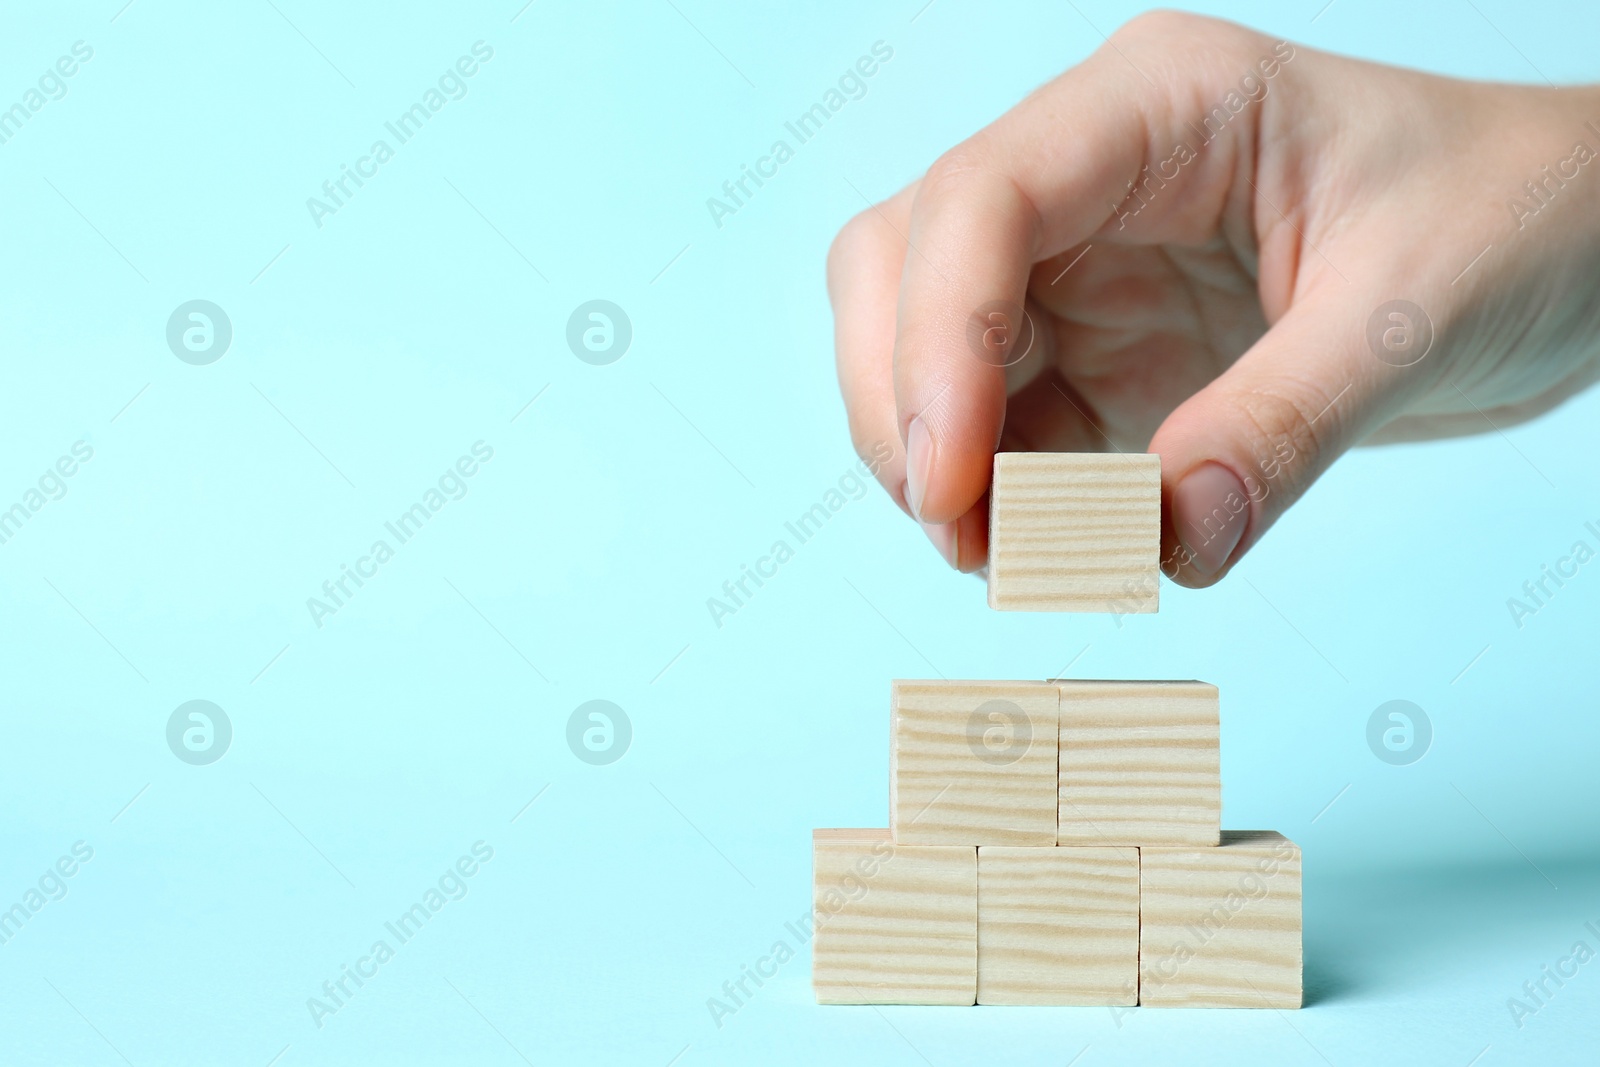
[1150, 289, 1428, 587]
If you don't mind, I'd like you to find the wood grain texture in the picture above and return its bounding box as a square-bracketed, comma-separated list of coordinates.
[812, 829, 976, 1005]
[1140, 831, 1303, 1008]
[977, 846, 1139, 1005]
[987, 452, 1160, 613]
[1057, 680, 1221, 847]
[891, 680, 1059, 846]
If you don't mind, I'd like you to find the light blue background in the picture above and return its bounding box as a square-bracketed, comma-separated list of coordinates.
[2, 1, 1599, 1063]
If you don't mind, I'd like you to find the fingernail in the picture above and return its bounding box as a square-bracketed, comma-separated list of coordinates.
[906, 416, 933, 521]
[925, 521, 960, 569]
[1172, 462, 1250, 578]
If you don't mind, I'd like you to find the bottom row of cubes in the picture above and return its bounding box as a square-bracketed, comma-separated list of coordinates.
[812, 828, 1302, 1008]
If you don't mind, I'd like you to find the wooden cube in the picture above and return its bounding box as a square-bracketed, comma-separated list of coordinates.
[977, 846, 1139, 1005]
[1057, 681, 1220, 847]
[812, 829, 976, 1004]
[1139, 831, 1303, 1008]
[891, 681, 1059, 846]
[987, 452, 1161, 613]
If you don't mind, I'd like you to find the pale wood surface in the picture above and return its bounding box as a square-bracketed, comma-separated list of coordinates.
[1139, 831, 1303, 1008]
[1057, 680, 1221, 847]
[977, 846, 1139, 1006]
[987, 452, 1161, 613]
[891, 680, 1060, 846]
[812, 829, 977, 1005]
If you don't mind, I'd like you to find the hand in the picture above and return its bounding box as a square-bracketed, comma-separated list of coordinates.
[828, 10, 1600, 586]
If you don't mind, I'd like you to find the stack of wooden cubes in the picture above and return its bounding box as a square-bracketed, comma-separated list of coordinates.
[812, 453, 1302, 1008]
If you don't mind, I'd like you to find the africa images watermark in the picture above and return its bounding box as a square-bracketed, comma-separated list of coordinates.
[306, 40, 495, 229]
[0, 440, 95, 548]
[705, 835, 894, 1030]
[1104, 433, 1298, 624]
[1110, 40, 1296, 230]
[305, 441, 495, 628]
[1504, 519, 1600, 630]
[0, 40, 94, 148]
[1367, 699, 1432, 766]
[0, 841, 95, 948]
[306, 840, 495, 1029]
[705, 439, 893, 629]
[1506, 918, 1600, 1029]
[1110, 834, 1298, 1026]
[1507, 119, 1600, 230]
[704, 907, 818, 1030]
[566, 699, 632, 766]
[706, 40, 895, 230]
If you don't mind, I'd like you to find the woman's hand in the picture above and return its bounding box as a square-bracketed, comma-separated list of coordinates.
[828, 10, 1600, 585]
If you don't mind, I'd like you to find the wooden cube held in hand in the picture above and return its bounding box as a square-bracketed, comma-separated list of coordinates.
[1139, 831, 1303, 1008]
[812, 829, 977, 1005]
[987, 452, 1161, 613]
[891, 681, 1060, 846]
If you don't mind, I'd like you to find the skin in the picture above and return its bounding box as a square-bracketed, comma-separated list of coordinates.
[827, 11, 1600, 586]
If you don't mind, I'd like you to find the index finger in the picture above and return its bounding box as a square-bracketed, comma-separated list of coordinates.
[894, 18, 1226, 525]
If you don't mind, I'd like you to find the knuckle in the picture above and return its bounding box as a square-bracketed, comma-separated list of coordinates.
[826, 209, 877, 290]
[1106, 9, 1261, 73]
[1112, 9, 1199, 41]
[915, 144, 1043, 262]
[1230, 381, 1331, 488]
[918, 145, 988, 204]
[1111, 9, 1232, 45]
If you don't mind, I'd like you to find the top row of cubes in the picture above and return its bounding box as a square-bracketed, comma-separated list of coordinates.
[890, 679, 1220, 848]
[988, 452, 1161, 613]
